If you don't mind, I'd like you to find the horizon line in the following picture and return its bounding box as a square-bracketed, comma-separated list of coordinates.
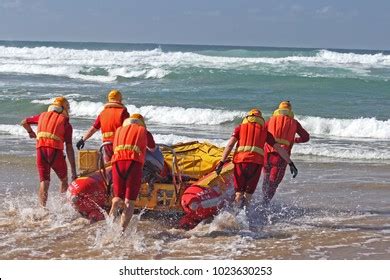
[0, 38, 388, 52]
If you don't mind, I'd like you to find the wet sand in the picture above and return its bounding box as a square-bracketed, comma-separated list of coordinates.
[0, 155, 389, 259]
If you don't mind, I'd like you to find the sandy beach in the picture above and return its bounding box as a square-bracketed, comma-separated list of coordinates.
[1, 154, 389, 259]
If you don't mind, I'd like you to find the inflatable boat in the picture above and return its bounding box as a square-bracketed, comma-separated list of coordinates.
[67, 141, 234, 229]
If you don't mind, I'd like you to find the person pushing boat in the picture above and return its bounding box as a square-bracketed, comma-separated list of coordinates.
[215, 108, 298, 208]
[262, 101, 309, 204]
[108, 114, 156, 233]
[76, 89, 129, 163]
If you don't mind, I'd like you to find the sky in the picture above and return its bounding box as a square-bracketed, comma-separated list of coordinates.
[0, 0, 389, 50]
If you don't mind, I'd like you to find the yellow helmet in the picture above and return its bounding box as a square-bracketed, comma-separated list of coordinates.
[123, 113, 146, 127]
[49, 96, 70, 116]
[243, 108, 264, 125]
[247, 108, 262, 118]
[278, 101, 292, 110]
[52, 96, 69, 107]
[107, 89, 122, 102]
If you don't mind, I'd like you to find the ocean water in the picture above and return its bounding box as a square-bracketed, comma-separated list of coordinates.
[0, 41, 389, 259]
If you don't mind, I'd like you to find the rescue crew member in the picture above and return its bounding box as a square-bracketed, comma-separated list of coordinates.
[76, 89, 129, 162]
[21, 97, 77, 207]
[262, 101, 310, 203]
[215, 108, 298, 208]
[109, 114, 156, 233]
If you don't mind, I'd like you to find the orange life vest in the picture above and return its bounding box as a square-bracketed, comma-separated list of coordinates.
[36, 111, 66, 150]
[99, 103, 126, 142]
[265, 114, 297, 154]
[111, 124, 147, 164]
[233, 116, 267, 164]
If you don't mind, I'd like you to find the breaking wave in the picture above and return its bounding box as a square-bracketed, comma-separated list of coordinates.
[30, 99, 390, 140]
[0, 46, 389, 82]
[31, 99, 243, 125]
[299, 116, 390, 140]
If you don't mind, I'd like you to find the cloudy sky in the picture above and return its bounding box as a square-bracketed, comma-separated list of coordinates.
[0, 0, 389, 50]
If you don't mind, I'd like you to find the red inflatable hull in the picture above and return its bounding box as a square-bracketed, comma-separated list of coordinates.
[179, 162, 235, 229]
[67, 162, 234, 228]
[68, 167, 111, 222]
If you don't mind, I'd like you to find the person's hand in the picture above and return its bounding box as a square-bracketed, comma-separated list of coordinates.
[28, 131, 36, 139]
[215, 161, 224, 175]
[76, 137, 85, 150]
[289, 162, 298, 178]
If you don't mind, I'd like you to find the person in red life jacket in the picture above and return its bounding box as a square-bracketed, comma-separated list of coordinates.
[108, 114, 156, 233]
[20, 97, 77, 207]
[262, 101, 310, 204]
[76, 89, 130, 162]
[215, 108, 298, 208]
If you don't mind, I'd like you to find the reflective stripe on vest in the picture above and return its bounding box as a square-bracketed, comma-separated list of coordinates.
[100, 106, 126, 142]
[236, 145, 264, 156]
[36, 111, 66, 150]
[111, 124, 147, 164]
[233, 117, 267, 164]
[37, 131, 61, 141]
[266, 114, 297, 154]
[114, 144, 141, 154]
[102, 131, 114, 139]
[275, 138, 291, 146]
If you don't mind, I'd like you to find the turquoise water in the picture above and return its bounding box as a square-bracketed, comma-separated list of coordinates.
[1, 41, 390, 260]
[0, 40, 389, 161]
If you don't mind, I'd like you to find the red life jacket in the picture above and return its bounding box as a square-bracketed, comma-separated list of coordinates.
[36, 111, 66, 150]
[265, 113, 297, 154]
[100, 103, 126, 142]
[111, 124, 147, 164]
[233, 116, 267, 164]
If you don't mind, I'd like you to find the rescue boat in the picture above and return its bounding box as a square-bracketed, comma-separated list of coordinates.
[67, 141, 234, 229]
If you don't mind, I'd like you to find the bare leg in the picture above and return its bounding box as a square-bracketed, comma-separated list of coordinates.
[60, 177, 68, 193]
[39, 180, 50, 207]
[243, 192, 253, 207]
[234, 192, 244, 208]
[109, 197, 123, 218]
[121, 199, 135, 233]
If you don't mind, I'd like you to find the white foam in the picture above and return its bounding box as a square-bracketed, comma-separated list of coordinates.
[31, 99, 243, 125]
[298, 116, 390, 140]
[317, 50, 390, 66]
[0, 124, 27, 136]
[153, 133, 227, 147]
[0, 46, 389, 82]
[30, 98, 390, 139]
[294, 143, 390, 160]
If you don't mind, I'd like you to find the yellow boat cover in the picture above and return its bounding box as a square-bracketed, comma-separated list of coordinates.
[161, 141, 227, 179]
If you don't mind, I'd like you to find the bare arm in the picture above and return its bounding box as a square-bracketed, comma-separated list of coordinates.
[215, 136, 237, 175]
[82, 126, 98, 142]
[20, 119, 36, 138]
[221, 136, 238, 162]
[66, 143, 77, 180]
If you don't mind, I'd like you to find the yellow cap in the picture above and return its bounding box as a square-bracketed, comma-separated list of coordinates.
[49, 96, 70, 116]
[123, 113, 146, 127]
[130, 113, 144, 121]
[247, 108, 262, 118]
[107, 89, 122, 102]
[278, 101, 292, 110]
[52, 96, 68, 107]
